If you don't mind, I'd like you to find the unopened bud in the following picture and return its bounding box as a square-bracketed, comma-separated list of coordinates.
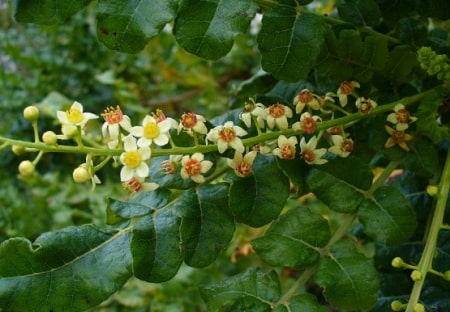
[18, 160, 35, 177]
[444, 270, 450, 281]
[411, 270, 422, 281]
[12, 145, 25, 156]
[413, 303, 425, 312]
[426, 185, 439, 197]
[42, 131, 58, 145]
[23, 106, 39, 122]
[73, 166, 90, 183]
[390, 300, 404, 311]
[391, 257, 405, 268]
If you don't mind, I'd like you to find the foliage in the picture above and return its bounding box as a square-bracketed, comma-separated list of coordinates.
[1, 0, 450, 312]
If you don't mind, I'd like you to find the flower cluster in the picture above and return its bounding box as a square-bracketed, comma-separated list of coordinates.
[13, 80, 416, 196]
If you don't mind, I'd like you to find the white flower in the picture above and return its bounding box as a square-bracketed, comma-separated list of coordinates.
[206, 121, 248, 154]
[57, 101, 98, 127]
[227, 151, 257, 177]
[119, 135, 151, 181]
[130, 115, 172, 147]
[178, 112, 208, 135]
[240, 101, 267, 128]
[273, 135, 298, 160]
[355, 97, 377, 114]
[266, 103, 293, 130]
[101, 106, 132, 139]
[328, 135, 354, 158]
[337, 81, 360, 107]
[122, 176, 159, 194]
[293, 89, 321, 113]
[386, 104, 417, 131]
[180, 153, 213, 183]
[300, 136, 327, 165]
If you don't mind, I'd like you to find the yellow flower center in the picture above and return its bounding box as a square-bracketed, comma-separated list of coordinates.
[123, 151, 142, 168]
[219, 127, 237, 142]
[143, 122, 160, 139]
[66, 108, 83, 124]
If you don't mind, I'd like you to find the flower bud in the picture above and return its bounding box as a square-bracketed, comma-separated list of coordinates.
[12, 145, 25, 156]
[18, 160, 35, 177]
[444, 270, 450, 281]
[426, 185, 439, 197]
[413, 303, 424, 312]
[23, 106, 39, 122]
[391, 257, 404, 268]
[390, 300, 404, 311]
[73, 166, 90, 183]
[42, 131, 58, 145]
[411, 270, 422, 281]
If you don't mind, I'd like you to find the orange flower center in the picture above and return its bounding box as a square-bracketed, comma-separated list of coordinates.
[301, 150, 315, 162]
[391, 130, 406, 143]
[359, 101, 373, 114]
[269, 104, 285, 118]
[298, 90, 313, 103]
[181, 113, 198, 128]
[184, 158, 202, 176]
[102, 106, 123, 125]
[281, 144, 296, 160]
[342, 139, 354, 152]
[123, 178, 142, 193]
[396, 109, 410, 124]
[235, 161, 252, 177]
[339, 81, 354, 95]
[301, 117, 317, 134]
[219, 127, 236, 142]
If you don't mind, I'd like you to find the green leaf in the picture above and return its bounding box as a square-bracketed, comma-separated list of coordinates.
[14, 0, 92, 24]
[283, 294, 329, 312]
[96, 0, 179, 53]
[131, 184, 233, 282]
[317, 30, 388, 83]
[315, 239, 379, 310]
[107, 189, 172, 224]
[178, 184, 235, 268]
[228, 155, 290, 227]
[0, 225, 132, 312]
[404, 137, 439, 177]
[416, 92, 450, 144]
[306, 158, 373, 213]
[416, 0, 450, 20]
[394, 17, 428, 46]
[131, 209, 183, 283]
[257, 1, 326, 81]
[358, 185, 417, 245]
[384, 45, 418, 80]
[277, 157, 309, 196]
[200, 268, 281, 311]
[173, 0, 258, 60]
[337, 0, 382, 26]
[251, 206, 330, 269]
[375, 0, 415, 27]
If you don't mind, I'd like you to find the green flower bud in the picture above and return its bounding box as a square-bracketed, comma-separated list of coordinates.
[23, 106, 39, 122]
[18, 160, 35, 177]
[391, 257, 405, 268]
[411, 270, 422, 281]
[12, 145, 25, 156]
[426, 185, 439, 197]
[444, 270, 450, 281]
[413, 303, 424, 312]
[42, 131, 58, 145]
[390, 300, 404, 311]
[73, 166, 90, 183]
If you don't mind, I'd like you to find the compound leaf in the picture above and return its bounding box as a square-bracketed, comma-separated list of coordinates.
[200, 268, 281, 311]
[315, 239, 379, 310]
[96, 0, 179, 53]
[251, 206, 330, 269]
[358, 185, 417, 245]
[173, 0, 258, 60]
[336, 0, 382, 26]
[306, 158, 373, 213]
[228, 155, 290, 227]
[14, 0, 92, 24]
[257, 0, 326, 81]
[0, 225, 132, 312]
